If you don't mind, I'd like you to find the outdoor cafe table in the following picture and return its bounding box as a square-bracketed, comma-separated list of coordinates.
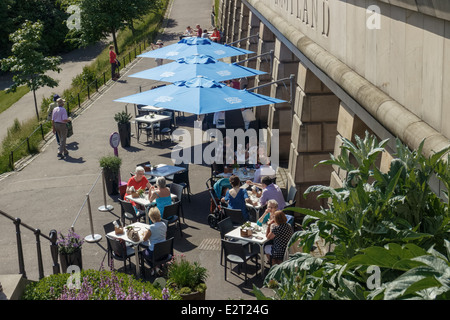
[142, 105, 177, 126]
[106, 221, 150, 277]
[216, 167, 255, 181]
[135, 114, 171, 144]
[225, 222, 269, 278]
[125, 193, 177, 224]
[144, 164, 186, 178]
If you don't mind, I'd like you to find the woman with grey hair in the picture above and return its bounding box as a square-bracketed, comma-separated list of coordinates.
[125, 166, 151, 206]
[148, 177, 172, 217]
[257, 199, 278, 226]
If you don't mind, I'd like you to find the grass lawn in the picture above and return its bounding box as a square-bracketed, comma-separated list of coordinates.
[0, 85, 30, 114]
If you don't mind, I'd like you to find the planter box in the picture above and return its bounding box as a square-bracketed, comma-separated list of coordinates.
[180, 290, 206, 300]
[59, 250, 83, 273]
[118, 122, 131, 148]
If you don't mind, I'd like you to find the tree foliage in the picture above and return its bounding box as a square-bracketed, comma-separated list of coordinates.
[254, 132, 450, 300]
[64, 0, 164, 54]
[0, 20, 61, 120]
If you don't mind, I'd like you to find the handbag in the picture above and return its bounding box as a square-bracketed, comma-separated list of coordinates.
[126, 226, 140, 242]
[116, 59, 121, 67]
[66, 121, 73, 138]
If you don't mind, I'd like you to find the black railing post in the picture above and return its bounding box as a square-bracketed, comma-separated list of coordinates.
[87, 85, 90, 99]
[49, 230, 60, 275]
[10, 151, 14, 170]
[95, 79, 98, 92]
[78, 93, 81, 108]
[14, 218, 26, 279]
[103, 72, 106, 85]
[26, 138, 30, 153]
[40, 124, 44, 140]
[34, 229, 45, 279]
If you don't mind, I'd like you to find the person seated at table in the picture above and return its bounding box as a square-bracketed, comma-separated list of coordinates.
[221, 175, 253, 221]
[245, 135, 258, 166]
[183, 26, 193, 37]
[264, 210, 293, 265]
[253, 155, 276, 184]
[247, 176, 286, 210]
[210, 27, 221, 42]
[148, 177, 172, 217]
[201, 29, 209, 38]
[125, 166, 152, 206]
[141, 207, 167, 274]
[256, 199, 279, 226]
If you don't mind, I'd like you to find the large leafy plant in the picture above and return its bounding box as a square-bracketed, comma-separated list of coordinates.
[254, 132, 449, 300]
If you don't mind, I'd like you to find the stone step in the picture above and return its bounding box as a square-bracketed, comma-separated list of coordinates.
[0, 274, 31, 300]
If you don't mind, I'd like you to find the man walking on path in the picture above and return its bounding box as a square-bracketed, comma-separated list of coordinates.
[52, 98, 71, 159]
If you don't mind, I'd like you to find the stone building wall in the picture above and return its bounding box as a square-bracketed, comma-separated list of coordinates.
[218, 0, 450, 211]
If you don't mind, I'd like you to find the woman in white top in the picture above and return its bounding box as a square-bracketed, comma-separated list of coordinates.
[142, 207, 167, 259]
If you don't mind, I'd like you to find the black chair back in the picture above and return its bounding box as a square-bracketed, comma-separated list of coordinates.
[170, 183, 183, 202]
[103, 220, 121, 234]
[223, 207, 245, 225]
[119, 199, 139, 223]
[217, 217, 234, 239]
[107, 236, 127, 259]
[162, 201, 180, 220]
[173, 170, 189, 187]
[222, 239, 245, 261]
[152, 237, 174, 265]
[287, 185, 298, 203]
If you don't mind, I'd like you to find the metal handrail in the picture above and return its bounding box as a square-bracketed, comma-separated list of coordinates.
[0, 209, 60, 280]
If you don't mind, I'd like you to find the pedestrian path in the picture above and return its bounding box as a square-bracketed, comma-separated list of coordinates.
[0, 40, 112, 147]
[0, 0, 275, 301]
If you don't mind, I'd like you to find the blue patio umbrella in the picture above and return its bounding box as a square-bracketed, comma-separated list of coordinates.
[128, 54, 266, 82]
[114, 76, 286, 115]
[138, 37, 253, 60]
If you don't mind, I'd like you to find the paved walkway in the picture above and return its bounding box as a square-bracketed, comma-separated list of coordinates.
[0, 0, 273, 300]
[0, 39, 110, 147]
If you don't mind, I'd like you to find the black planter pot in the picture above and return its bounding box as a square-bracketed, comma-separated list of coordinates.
[104, 168, 119, 195]
[118, 122, 131, 148]
[59, 249, 83, 273]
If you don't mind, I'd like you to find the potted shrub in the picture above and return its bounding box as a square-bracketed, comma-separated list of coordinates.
[99, 155, 122, 195]
[167, 255, 208, 300]
[114, 110, 132, 147]
[57, 229, 84, 273]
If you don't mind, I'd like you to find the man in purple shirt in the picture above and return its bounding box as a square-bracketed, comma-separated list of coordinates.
[52, 98, 71, 159]
[247, 176, 286, 210]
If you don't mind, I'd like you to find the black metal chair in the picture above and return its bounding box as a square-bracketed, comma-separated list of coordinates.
[169, 183, 185, 222]
[161, 201, 183, 237]
[223, 207, 246, 226]
[118, 199, 145, 225]
[172, 168, 191, 202]
[217, 217, 251, 265]
[285, 185, 298, 207]
[154, 114, 173, 144]
[139, 237, 174, 278]
[106, 235, 135, 273]
[222, 239, 259, 283]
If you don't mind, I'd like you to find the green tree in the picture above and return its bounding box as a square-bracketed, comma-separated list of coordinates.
[67, 0, 162, 54]
[0, 20, 62, 121]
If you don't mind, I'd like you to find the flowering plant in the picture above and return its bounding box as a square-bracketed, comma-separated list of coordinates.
[57, 229, 84, 255]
